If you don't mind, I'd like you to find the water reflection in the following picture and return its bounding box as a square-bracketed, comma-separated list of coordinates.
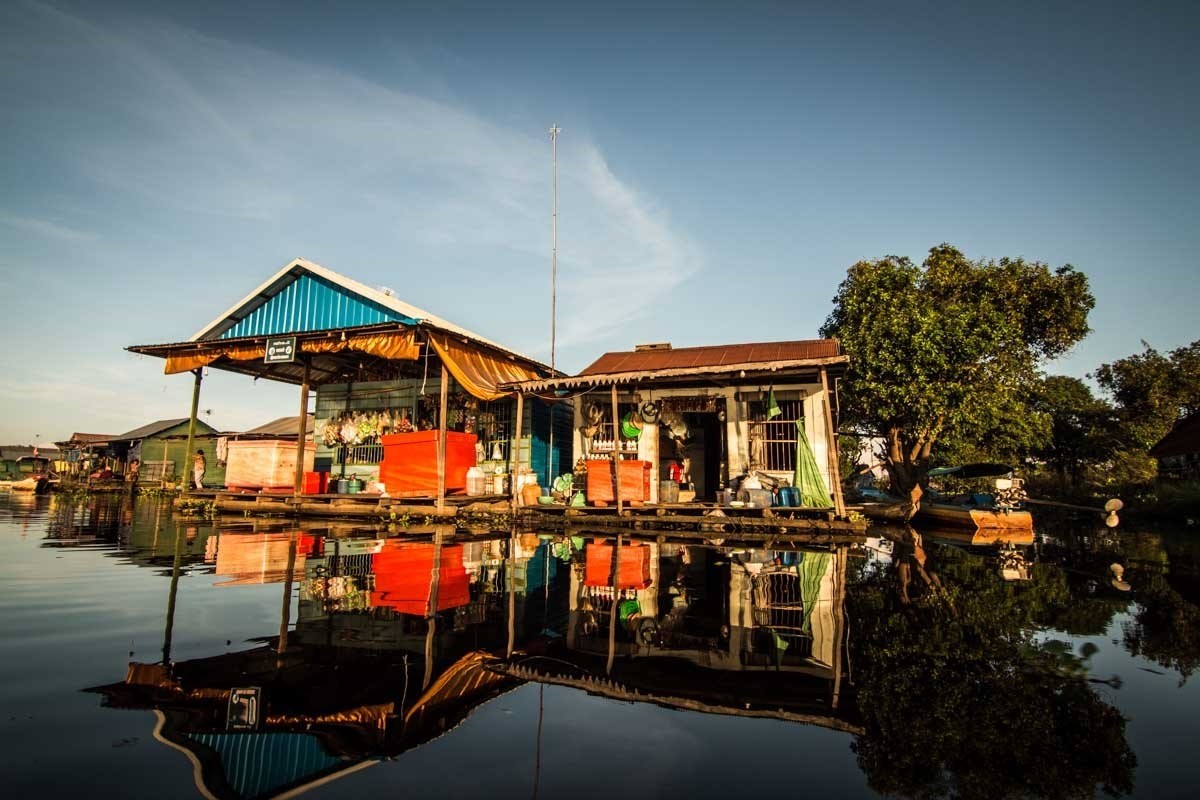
[0, 492, 1194, 797]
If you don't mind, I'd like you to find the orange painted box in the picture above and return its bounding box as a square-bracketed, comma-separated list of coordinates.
[379, 431, 477, 497]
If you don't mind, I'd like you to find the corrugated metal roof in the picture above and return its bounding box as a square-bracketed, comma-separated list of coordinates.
[59, 433, 115, 446]
[580, 340, 842, 375]
[192, 258, 521, 357]
[218, 272, 412, 339]
[243, 415, 315, 437]
[1150, 412, 1200, 458]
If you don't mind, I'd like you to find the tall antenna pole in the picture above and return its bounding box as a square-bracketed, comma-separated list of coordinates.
[547, 124, 561, 487]
[550, 124, 560, 372]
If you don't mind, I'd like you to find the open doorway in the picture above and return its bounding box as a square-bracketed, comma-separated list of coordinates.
[658, 412, 724, 501]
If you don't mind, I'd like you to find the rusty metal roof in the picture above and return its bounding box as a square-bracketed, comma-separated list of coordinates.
[580, 340, 842, 375]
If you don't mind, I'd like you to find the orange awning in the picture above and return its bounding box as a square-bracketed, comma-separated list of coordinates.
[427, 332, 542, 401]
[163, 329, 420, 375]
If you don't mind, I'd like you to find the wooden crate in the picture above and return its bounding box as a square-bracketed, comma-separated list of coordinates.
[584, 542, 652, 589]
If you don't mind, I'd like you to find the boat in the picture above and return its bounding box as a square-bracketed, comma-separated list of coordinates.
[915, 463, 1031, 530]
[853, 464, 1033, 531]
[9, 476, 49, 493]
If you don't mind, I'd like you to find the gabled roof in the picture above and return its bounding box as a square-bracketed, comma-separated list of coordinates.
[61, 433, 115, 446]
[113, 418, 217, 442]
[242, 415, 315, 437]
[1150, 411, 1200, 459]
[191, 257, 511, 352]
[580, 340, 843, 375]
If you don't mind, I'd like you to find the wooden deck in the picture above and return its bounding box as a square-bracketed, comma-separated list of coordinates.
[174, 489, 865, 538]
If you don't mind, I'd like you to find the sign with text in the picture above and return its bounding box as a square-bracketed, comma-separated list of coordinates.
[264, 336, 297, 364]
[227, 686, 262, 730]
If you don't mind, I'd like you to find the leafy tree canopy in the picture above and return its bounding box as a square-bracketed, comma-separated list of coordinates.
[1094, 340, 1200, 450]
[1028, 375, 1118, 485]
[822, 244, 1094, 496]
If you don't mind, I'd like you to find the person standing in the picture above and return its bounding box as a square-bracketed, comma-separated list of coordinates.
[193, 449, 206, 490]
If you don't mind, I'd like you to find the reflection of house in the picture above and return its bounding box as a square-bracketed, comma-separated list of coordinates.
[127, 258, 565, 499]
[508, 340, 848, 511]
[1150, 411, 1200, 479]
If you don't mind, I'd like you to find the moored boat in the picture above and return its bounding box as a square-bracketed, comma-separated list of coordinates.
[10, 476, 49, 493]
[914, 501, 1033, 530]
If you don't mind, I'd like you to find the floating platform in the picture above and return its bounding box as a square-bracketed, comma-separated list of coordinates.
[173, 490, 866, 538]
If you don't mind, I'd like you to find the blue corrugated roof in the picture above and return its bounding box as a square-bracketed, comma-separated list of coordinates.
[219, 273, 417, 339]
[187, 731, 344, 797]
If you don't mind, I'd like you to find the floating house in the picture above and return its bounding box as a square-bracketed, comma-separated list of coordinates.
[0, 445, 60, 480]
[110, 418, 224, 485]
[1150, 410, 1200, 479]
[55, 433, 115, 476]
[127, 258, 566, 504]
[506, 340, 849, 515]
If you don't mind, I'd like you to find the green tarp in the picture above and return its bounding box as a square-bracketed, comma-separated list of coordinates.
[793, 419, 833, 508]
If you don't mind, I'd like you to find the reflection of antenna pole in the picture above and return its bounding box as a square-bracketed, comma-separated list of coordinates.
[547, 124, 561, 487]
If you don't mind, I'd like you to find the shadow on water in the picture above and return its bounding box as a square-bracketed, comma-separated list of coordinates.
[3, 492, 1199, 798]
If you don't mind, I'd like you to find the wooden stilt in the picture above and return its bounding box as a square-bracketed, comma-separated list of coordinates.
[819, 367, 846, 518]
[182, 369, 202, 495]
[161, 525, 185, 665]
[292, 360, 311, 497]
[830, 544, 847, 709]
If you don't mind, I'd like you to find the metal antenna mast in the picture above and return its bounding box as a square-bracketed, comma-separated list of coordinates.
[549, 124, 560, 372]
[547, 124, 561, 488]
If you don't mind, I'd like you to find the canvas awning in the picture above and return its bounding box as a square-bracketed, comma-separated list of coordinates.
[427, 331, 544, 402]
[162, 329, 422, 375]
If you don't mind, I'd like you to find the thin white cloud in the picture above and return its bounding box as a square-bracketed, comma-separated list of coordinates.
[0, 212, 94, 242]
[12, 1, 700, 344]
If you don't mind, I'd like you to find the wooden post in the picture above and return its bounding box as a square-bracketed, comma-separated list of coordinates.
[277, 531, 298, 660]
[423, 532, 444, 690]
[506, 531, 517, 658]
[437, 363, 449, 513]
[292, 360, 311, 497]
[159, 438, 170, 489]
[182, 369, 202, 495]
[161, 524, 185, 665]
[610, 383, 622, 515]
[511, 392, 525, 509]
[819, 367, 846, 518]
[606, 533, 621, 675]
[830, 544, 847, 709]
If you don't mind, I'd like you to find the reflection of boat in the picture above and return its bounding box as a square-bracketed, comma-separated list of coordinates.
[925, 526, 1034, 547]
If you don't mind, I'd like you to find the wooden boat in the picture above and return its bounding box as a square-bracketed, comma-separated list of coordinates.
[924, 526, 1035, 546]
[10, 476, 49, 493]
[915, 501, 1032, 531]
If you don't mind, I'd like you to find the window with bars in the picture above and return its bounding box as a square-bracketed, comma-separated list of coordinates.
[746, 397, 803, 471]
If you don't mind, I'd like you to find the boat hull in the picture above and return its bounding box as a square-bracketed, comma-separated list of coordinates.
[915, 502, 1032, 530]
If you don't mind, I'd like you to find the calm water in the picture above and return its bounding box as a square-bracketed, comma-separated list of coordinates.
[0, 492, 1197, 799]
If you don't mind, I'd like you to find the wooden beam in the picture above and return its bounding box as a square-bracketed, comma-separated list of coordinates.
[506, 532, 516, 658]
[819, 367, 846, 518]
[277, 532, 298, 662]
[606, 532, 621, 675]
[292, 359, 311, 497]
[423, 532, 444, 690]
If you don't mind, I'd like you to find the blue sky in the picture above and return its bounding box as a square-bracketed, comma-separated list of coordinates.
[2, 0, 1197, 444]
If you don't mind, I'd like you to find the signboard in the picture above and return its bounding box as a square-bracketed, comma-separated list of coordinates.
[264, 336, 297, 364]
[227, 686, 262, 730]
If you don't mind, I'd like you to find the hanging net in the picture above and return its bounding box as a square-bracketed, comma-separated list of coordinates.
[793, 419, 833, 508]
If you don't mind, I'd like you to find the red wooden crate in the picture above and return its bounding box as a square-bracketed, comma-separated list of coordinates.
[618, 460, 651, 501]
[370, 541, 470, 614]
[584, 542, 651, 589]
[586, 459, 615, 502]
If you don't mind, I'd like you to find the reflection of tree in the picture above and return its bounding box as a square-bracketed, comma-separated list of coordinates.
[1122, 575, 1200, 685]
[849, 536, 1136, 799]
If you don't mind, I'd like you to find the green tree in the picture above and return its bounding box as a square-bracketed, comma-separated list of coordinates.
[1030, 375, 1118, 487]
[821, 244, 1094, 506]
[1094, 340, 1200, 452]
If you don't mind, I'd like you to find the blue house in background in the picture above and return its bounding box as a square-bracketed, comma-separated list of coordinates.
[128, 258, 569, 497]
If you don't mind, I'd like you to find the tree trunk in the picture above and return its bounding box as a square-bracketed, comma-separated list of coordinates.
[883, 426, 935, 521]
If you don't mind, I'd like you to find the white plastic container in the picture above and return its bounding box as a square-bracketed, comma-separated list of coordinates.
[466, 466, 487, 496]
